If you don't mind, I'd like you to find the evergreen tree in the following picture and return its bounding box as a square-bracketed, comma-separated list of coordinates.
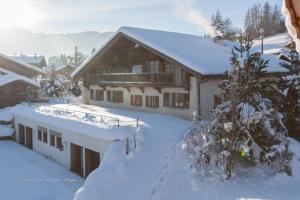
[70, 82, 82, 97]
[67, 51, 86, 67]
[184, 36, 291, 179]
[244, 3, 261, 39]
[260, 1, 272, 36]
[273, 49, 300, 141]
[244, 2, 286, 39]
[211, 11, 237, 40]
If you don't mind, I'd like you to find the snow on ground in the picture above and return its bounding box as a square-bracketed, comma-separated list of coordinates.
[72, 104, 191, 200]
[0, 141, 84, 200]
[0, 107, 13, 121]
[2, 102, 300, 200]
[0, 125, 13, 137]
[71, 104, 300, 200]
[147, 137, 300, 200]
[252, 33, 291, 55]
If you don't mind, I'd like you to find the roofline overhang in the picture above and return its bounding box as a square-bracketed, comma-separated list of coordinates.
[72, 31, 202, 81]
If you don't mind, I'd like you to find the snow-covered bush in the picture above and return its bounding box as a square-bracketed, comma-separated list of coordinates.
[184, 37, 291, 179]
[42, 67, 68, 97]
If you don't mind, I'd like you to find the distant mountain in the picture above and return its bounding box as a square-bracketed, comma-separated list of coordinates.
[0, 27, 113, 60]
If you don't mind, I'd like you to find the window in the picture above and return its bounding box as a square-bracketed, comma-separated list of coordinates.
[38, 126, 47, 143]
[38, 130, 42, 141]
[96, 90, 104, 101]
[107, 90, 123, 103]
[131, 95, 143, 106]
[214, 95, 222, 107]
[149, 60, 159, 73]
[50, 130, 63, 151]
[43, 131, 48, 143]
[172, 93, 189, 109]
[165, 64, 173, 73]
[107, 90, 111, 102]
[113, 91, 123, 103]
[163, 92, 190, 109]
[50, 134, 55, 147]
[132, 65, 142, 74]
[56, 136, 63, 150]
[90, 89, 95, 100]
[146, 96, 159, 108]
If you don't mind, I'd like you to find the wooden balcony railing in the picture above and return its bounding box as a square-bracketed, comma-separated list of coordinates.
[87, 73, 189, 88]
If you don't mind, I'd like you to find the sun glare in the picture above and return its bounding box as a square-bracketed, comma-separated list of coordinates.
[0, 0, 41, 28]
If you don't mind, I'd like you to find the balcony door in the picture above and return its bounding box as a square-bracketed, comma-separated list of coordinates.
[132, 65, 142, 74]
[174, 67, 182, 86]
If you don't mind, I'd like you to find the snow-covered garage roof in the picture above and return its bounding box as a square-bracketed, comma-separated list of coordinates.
[72, 26, 286, 79]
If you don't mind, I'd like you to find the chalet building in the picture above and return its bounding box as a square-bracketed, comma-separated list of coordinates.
[10, 54, 47, 69]
[0, 53, 45, 107]
[283, 0, 300, 52]
[72, 26, 285, 120]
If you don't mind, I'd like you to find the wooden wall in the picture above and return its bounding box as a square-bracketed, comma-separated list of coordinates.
[0, 81, 38, 107]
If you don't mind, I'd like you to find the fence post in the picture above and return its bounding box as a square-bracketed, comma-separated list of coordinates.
[136, 117, 139, 127]
[125, 137, 129, 155]
[133, 130, 137, 149]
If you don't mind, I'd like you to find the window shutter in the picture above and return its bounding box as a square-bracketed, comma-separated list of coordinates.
[146, 96, 149, 107]
[107, 91, 111, 102]
[163, 93, 170, 107]
[184, 93, 190, 109]
[155, 96, 159, 108]
[90, 89, 94, 100]
[172, 93, 176, 107]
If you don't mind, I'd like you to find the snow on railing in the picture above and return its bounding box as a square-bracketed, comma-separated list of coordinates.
[36, 105, 122, 127]
[35, 104, 140, 129]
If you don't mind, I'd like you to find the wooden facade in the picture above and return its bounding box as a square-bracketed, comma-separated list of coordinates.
[80, 34, 193, 90]
[0, 81, 39, 108]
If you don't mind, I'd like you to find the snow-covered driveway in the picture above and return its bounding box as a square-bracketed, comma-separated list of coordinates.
[0, 141, 83, 200]
[72, 104, 191, 200]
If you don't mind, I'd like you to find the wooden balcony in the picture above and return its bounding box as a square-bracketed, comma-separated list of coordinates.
[86, 73, 189, 88]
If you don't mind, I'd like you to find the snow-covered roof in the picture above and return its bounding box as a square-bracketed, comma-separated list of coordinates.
[0, 67, 40, 87]
[55, 64, 76, 72]
[10, 104, 136, 141]
[10, 54, 46, 66]
[0, 52, 45, 75]
[72, 26, 287, 78]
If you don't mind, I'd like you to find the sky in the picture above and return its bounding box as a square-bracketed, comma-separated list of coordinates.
[0, 0, 283, 35]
